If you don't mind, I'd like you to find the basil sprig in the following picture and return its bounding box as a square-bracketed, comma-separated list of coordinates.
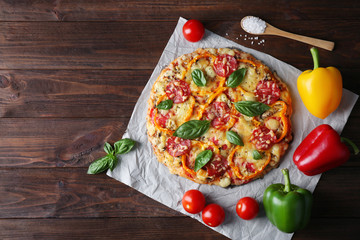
[173, 120, 210, 139]
[192, 69, 207, 87]
[226, 131, 244, 146]
[252, 150, 263, 160]
[194, 150, 213, 172]
[234, 101, 270, 117]
[87, 138, 136, 174]
[226, 68, 247, 88]
[156, 99, 173, 110]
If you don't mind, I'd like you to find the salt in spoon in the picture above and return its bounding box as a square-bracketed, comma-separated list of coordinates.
[241, 16, 334, 51]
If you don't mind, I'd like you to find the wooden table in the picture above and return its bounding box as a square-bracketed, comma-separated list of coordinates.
[1, 1, 359, 239]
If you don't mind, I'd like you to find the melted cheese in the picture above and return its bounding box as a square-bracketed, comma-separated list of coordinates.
[205, 66, 216, 78]
[240, 65, 259, 91]
[167, 97, 195, 128]
[218, 48, 235, 56]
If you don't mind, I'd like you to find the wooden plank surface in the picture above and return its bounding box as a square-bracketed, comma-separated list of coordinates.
[0, 0, 359, 21]
[0, 21, 359, 71]
[0, 1, 359, 240]
[1, 218, 359, 240]
[0, 70, 149, 118]
[0, 167, 359, 219]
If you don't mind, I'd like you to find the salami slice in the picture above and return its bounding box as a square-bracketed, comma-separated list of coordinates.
[254, 80, 281, 105]
[204, 102, 231, 129]
[204, 154, 228, 177]
[213, 54, 238, 77]
[165, 80, 191, 104]
[150, 108, 169, 128]
[250, 126, 277, 150]
[166, 136, 191, 157]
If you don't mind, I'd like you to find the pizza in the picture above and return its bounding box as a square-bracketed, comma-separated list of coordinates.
[146, 48, 292, 187]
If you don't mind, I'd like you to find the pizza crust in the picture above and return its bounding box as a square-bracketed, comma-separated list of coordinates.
[147, 48, 292, 187]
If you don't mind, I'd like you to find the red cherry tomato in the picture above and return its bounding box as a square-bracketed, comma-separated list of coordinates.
[182, 189, 206, 214]
[202, 204, 225, 227]
[236, 197, 259, 220]
[182, 19, 205, 42]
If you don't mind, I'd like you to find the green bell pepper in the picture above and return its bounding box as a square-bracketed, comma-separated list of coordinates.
[263, 168, 313, 233]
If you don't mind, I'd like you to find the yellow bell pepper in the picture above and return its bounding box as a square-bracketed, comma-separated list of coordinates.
[297, 47, 342, 119]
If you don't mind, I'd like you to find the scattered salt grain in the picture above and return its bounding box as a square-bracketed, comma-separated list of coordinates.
[242, 16, 266, 34]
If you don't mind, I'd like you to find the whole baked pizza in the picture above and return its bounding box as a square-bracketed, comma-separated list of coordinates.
[147, 48, 292, 187]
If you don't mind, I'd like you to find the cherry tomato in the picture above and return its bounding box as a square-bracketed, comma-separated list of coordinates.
[182, 189, 206, 214]
[236, 197, 259, 220]
[202, 203, 225, 227]
[182, 19, 205, 42]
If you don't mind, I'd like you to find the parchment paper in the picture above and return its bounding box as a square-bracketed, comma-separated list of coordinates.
[107, 17, 358, 240]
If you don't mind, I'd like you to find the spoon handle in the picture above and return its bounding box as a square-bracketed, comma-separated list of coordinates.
[266, 24, 335, 51]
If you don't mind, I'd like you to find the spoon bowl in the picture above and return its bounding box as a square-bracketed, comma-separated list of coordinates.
[241, 16, 334, 51]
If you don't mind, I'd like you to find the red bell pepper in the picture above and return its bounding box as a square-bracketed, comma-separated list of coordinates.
[293, 124, 359, 176]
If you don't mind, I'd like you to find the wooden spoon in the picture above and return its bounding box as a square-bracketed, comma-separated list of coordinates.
[241, 16, 335, 51]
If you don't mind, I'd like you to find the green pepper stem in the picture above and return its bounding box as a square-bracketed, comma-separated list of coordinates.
[310, 47, 320, 70]
[341, 137, 360, 155]
[281, 168, 292, 193]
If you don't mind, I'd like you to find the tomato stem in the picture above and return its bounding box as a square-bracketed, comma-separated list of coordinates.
[310, 47, 320, 70]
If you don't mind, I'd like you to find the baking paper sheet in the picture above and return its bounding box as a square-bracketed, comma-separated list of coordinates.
[107, 17, 358, 240]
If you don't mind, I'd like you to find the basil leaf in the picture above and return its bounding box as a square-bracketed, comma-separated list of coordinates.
[156, 99, 173, 110]
[192, 69, 207, 87]
[194, 150, 213, 172]
[108, 154, 118, 171]
[234, 101, 270, 117]
[114, 138, 136, 155]
[87, 156, 110, 174]
[173, 120, 211, 139]
[226, 131, 244, 146]
[252, 150, 263, 160]
[226, 68, 247, 88]
[104, 142, 114, 155]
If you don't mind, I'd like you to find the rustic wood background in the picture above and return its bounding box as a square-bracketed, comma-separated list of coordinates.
[0, 1, 359, 239]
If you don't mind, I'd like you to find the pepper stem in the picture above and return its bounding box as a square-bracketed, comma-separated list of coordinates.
[281, 168, 292, 193]
[310, 47, 320, 70]
[341, 137, 360, 155]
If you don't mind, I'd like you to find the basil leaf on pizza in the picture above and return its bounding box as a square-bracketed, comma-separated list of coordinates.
[194, 150, 213, 172]
[173, 120, 210, 139]
[226, 131, 244, 146]
[234, 101, 270, 117]
[252, 150, 263, 160]
[156, 99, 173, 110]
[114, 138, 136, 155]
[192, 69, 207, 87]
[226, 68, 247, 88]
